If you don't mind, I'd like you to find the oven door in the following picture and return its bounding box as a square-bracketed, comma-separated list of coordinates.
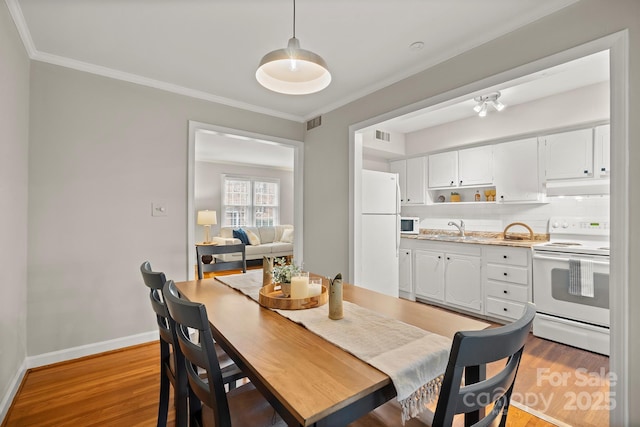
[532, 250, 609, 327]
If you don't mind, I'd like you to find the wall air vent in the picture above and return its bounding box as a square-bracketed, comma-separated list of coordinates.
[375, 130, 391, 142]
[306, 116, 322, 130]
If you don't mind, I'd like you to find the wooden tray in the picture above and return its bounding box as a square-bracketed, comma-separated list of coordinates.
[259, 283, 328, 310]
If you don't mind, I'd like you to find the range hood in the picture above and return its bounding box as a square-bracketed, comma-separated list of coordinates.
[545, 179, 610, 196]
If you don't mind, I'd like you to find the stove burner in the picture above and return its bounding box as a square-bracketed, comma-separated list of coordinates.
[545, 242, 582, 247]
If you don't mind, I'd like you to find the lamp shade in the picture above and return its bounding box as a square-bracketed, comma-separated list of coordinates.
[197, 210, 217, 226]
[256, 37, 331, 95]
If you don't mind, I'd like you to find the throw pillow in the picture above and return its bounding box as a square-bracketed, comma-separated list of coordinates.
[245, 228, 261, 246]
[232, 228, 250, 245]
[280, 228, 294, 243]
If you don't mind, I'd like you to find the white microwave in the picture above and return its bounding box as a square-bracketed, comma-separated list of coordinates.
[400, 217, 420, 235]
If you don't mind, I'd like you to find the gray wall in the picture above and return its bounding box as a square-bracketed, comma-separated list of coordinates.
[302, 1, 639, 424]
[194, 160, 294, 242]
[0, 1, 30, 407]
[26, 62, 303, 356]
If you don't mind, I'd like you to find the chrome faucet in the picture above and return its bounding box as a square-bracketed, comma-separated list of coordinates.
[448, 220, 465, 237]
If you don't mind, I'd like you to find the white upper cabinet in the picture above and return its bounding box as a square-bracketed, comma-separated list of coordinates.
[458, 145, 493, 187]
[428, 146, 493, 189]
[494, 137, 541, 202]
[594, 124, 610, 178]
[542, 128, 594, 180]
[405, 157, 426, 204]
[390, 157, 426, 204]
[428, 151, 458, 188]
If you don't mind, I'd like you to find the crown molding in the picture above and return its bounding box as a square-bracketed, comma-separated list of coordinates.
[5, 0, 304, 123]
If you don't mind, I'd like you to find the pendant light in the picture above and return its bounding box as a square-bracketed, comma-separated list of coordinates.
[256, 0, 331, 95]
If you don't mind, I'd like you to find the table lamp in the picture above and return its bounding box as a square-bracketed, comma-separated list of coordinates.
[197, 210, 217, 244]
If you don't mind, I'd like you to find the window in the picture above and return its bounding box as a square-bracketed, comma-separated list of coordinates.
[222, 176, 279, 227]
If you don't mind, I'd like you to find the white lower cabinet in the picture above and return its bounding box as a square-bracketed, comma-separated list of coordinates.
[483, 246, 532, 321]
[414, 249, 445, 302]
[444, 253, 482, 312]
[399, 248, 414, 300]
[413, 242, 482, 314]
[404, 238, 533, 321]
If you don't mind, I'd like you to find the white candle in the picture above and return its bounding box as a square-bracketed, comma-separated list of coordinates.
[290, 274, 309, 299]
[308, 279, 322, 297]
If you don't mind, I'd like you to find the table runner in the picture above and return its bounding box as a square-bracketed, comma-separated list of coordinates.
[215, 270, 452, 422]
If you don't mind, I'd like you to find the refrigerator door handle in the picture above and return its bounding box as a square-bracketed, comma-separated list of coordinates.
[395, 178, 401, 257]
[396, 214, 401, 257]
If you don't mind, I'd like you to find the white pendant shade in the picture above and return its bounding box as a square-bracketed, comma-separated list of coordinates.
[256, 37, 331, 95]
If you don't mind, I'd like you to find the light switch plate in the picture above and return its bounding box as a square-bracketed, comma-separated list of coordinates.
[152, 202, 168, 217]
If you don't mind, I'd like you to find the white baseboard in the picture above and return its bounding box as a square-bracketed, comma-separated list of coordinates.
[26, 330, 158, 369]
[0, 358, 27, 424]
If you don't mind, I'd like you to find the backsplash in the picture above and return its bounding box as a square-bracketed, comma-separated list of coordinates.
[401, 195, 609, 234]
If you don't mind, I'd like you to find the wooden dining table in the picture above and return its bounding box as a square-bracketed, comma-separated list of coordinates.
[175, 273, 490, 426]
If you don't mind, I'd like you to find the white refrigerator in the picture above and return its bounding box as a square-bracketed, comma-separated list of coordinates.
[359, 169, 400, 297]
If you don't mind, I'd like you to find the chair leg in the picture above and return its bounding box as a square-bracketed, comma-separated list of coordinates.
[174, 388, 188, 427]
[189, 387, 203, 427]
[157, 368, 170, 427]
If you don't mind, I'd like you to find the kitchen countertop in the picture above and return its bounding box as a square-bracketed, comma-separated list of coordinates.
[402, 229, 549, 248]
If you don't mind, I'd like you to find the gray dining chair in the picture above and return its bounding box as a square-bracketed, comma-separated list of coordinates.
[162, 280, 287, 427]
[140, 262, 245, 427]
[196, 243, 246, 279]
[349, 302, 536, 427]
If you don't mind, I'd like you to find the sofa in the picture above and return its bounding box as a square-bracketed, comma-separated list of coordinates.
[211, 225, 294, 262]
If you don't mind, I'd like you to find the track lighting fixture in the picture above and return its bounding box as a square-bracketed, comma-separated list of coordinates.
[473, 92, 505, 117]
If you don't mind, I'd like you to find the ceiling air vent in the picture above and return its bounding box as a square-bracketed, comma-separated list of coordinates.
[306, 116, 322, 130]
[375, 130, 391, 142]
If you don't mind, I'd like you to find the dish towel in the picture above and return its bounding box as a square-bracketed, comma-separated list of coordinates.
[569, 259, 595, 298]
[216, 270, 452, 423]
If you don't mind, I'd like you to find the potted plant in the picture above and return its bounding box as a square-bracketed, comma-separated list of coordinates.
[450, 192, 461, 202]
[272, 257, 301, 297]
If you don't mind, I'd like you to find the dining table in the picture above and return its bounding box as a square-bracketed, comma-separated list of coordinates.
[175, 270, 490, 426]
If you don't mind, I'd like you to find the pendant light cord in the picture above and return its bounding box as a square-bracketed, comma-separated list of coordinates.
[292, 0, 296, 38]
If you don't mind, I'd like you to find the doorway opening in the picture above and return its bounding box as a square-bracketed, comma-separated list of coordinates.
[187, 121, 304, 280]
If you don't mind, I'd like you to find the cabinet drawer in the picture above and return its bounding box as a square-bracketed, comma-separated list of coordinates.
[486, 297, 525, 321]
[486, 281, 528, 302]
[484, 247, 529, 266]
[486, 264, 529, 285]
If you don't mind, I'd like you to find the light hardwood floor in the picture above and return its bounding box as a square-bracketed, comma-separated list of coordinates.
[3, 334, 608, 427]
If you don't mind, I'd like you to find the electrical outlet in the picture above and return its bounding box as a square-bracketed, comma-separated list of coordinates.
[152, 202, 168, 217]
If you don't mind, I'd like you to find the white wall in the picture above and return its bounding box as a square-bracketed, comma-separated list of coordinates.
[0, 1, 30, 415]
[194, 160, 294, 241]
[405, 81, 609, 155]
[26, 61, 303, 356]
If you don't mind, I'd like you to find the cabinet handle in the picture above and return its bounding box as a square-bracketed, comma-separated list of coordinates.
[601, 167, 606, 172]
[503, 307, 508, 312]
[438, 256, 441, 259]
[503, 290, 508, 294]
[503, 272, 508, 276]
[503, 255, 508, 259]
[500, 195, 504, 200]
[459, 180, 463, 185]
[584, 170, 589, 174]
[446, 257, 450, 260]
